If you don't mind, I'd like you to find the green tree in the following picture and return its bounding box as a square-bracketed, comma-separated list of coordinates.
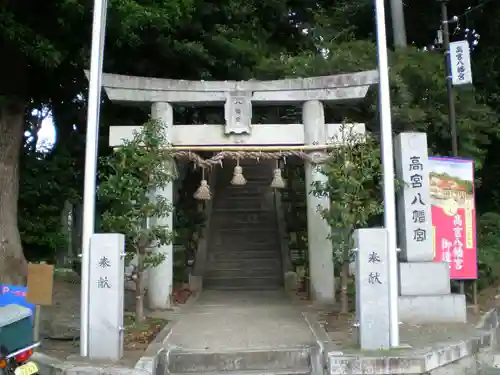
[19, 146, 81, 263]
[476, 212, 500, 290]
[256, 40, 497, 166]
[1, 0, 328, 283]
[312, 126, 384, 313]
[0, 0, 194, 284]
[98, 119, 174, 322]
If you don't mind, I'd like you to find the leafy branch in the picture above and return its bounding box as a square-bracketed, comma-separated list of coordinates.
[312, 124, 384, 313]
[98, 118, 174, 322]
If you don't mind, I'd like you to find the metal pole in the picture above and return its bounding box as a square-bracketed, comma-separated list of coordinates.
[80, 0, 108, 357]
[390, 0, 408, 48]
[440, 0, 464, 295]
[374, 0, 400, 347]
[441, 0, 458, 157]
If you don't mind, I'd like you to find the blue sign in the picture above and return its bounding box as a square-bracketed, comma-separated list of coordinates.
[0, 285, 35, 316]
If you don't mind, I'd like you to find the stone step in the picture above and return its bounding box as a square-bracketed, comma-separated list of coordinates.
[216, 197, 269, 203]
[209, 234, 279, 243]
[213, 207, 275, 213]
[218, 194, 267, 201]
[209, 235, 278, 246]
[218, 193, 264, 200]
[216, 227, 277, 234]
[209, 242, 280, 251]
[210, 225, 277, 232]
[207, 250, 279, 257]
[208, 229, 278, 238]
[210, 251, 280, 261]
[210, 212, 276, 226]
[210, 228, 278, 234]
[205, 267, 281, 279]
[479, 368, 500, 375]
[208, 233, 279, 246]
[222, 185, 270, 194]
[213, 200, 271, 210]
[209, 232, 278, 239]
[216, 180, 272, 188]
[208, 258, 282, 270]
[168, 370, 310, 375]
[203, 276, 283, 290]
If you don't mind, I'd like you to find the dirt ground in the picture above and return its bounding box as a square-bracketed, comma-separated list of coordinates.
[38, 275, 169, 367]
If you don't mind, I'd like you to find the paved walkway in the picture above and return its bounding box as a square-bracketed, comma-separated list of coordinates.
[164, 290, 316, 351]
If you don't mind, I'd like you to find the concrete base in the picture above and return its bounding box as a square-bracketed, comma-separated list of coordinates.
[399, 294, 467, 323]
[399, 262, 450, 296]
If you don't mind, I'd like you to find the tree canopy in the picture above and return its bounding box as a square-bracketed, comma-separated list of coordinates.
[2, 0, 500, 287]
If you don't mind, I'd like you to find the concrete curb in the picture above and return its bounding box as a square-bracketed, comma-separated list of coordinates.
[134, 291, 203, 375]
[326, 307, 500, 375]
[33, 352, 150, 375]
[134, 320, 175, 375]
[303, 311, 334, 375]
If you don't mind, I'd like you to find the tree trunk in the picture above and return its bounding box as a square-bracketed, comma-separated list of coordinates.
[135, 253, 145, 324]
[58, 200, 73, 267]
[340, 262, 349, 313]
[0, 98, 28, 285]
[135, 273, 144, 324]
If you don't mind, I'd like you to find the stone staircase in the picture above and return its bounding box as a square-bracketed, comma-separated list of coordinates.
[203, 160, 283, 290]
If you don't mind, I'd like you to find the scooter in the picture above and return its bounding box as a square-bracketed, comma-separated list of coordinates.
[0, 343, 40, 375]
[0, 304, 39, 375]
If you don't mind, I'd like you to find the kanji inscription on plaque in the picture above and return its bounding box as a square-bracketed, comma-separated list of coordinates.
[224, 92, 252, 134]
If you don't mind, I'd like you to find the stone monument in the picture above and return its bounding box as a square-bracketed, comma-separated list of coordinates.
[354, 228, 390, 350]
[88, 233, 125, 361]
[395, 132, 466, 323]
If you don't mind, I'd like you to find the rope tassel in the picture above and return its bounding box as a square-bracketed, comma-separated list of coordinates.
[270, 160, 286, 189]
[231, 159, 247, 186]
[194, 168, 212, 200]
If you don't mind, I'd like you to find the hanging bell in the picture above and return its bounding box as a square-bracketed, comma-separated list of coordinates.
[231, 159, 247, 186]
[194, 179, 212, 200]
[194, 168, 212, 200]
[270, 165, 286, 189]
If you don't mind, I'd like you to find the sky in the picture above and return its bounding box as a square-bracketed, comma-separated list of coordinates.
[37, 116, 56, 149]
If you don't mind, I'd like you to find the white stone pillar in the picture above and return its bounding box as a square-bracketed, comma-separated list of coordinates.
[303, 100, 336, 303]
[148, 102, 174, 310]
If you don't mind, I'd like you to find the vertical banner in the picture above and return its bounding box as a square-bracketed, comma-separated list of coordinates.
[449, 40, 473, 86]
[429, 157, 477, 279]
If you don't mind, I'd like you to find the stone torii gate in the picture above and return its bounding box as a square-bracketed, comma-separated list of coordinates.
[100, 70, 379, 309]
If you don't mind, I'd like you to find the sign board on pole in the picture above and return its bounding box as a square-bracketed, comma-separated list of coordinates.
[429, 157, 477, 279]
[27, 263, 54, 306]
[0, 285, 35, 315]
[449, 40, 473, 86]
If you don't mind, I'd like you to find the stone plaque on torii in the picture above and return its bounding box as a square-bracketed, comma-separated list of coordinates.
[224, 91, 252, 135]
